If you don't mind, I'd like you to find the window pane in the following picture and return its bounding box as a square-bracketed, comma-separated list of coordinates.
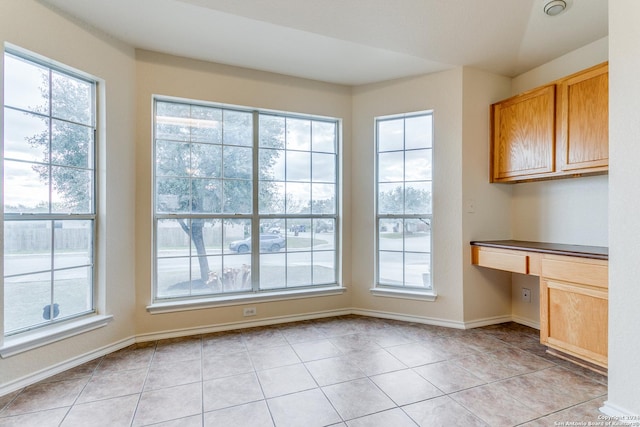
[378, 119, 403, 152]
[259, 115, 285, 148]
[191, 105, 222, 143]
[405, 115, 432, 150]
[4, 272, 51, 334]
[191, 143, 221, 177]
[4, 160, 49, 213]
[379, 219, 403, 252]
[223, 110, 252, 146]
[286, 151, 310, 182]
[54, 220, 92, 269]
[221, 254, 251, 292]
[378, 151, 404, 182]
[156, 177, 191, 213]
[405, 252, 430, 288]
[378, 251, 403, 286]
[52, 120, 93, 168]
[312, 219, 335, 250]
[405, 149, 432, 181]
[4, 221, 52, 277]
[312, 153, 335, 183]
[287, 251, 312, 287]
[311, 183, 335, 214]
[405, 219, 431, 253]
[51, 167, 93, 214]
[377, 183, 403, 215]
[156, 140, 190, 177]
[4, 53, 49, 114]
[52, 71, 92, 125]
[223, 219, 251, 253]
[3, 108, 49, 163]
[223, 146, 252, 179]
[191, 179, 222, 213]
[157, 219, 191, 258]
[313, 251, 335, 285]
[286, 182, 310, 214]
[156, 257, 191, 298]
[54, 266, 92, 318]
[223, 180, 252, 214]
[312, 121, 336, 153]
[259, 181, 285, 215]
[259, 148, 285, 181]
[260, 253, 286, 289]
[405, 181, 431, 215]
[156, 102, 190, 141]
[286, 219, 311, 252]
[286, 118, 310, 150]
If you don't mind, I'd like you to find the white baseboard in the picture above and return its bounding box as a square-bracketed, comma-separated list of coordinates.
[600, 401, 640, 425]
[511, 315, 541, 330]
[350, 308, 467, 329]
[135, 309, 352, 342]
[0, 336, 135, 397]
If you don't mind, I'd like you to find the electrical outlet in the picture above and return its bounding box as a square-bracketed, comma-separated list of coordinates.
[243, 307, 257, 317]
[522, 288, 531, 303]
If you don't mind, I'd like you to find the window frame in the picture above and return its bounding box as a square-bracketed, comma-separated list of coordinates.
[151, 96, 342, 306]
[2, 46, 103, 342]
[373, 111, 435, 298]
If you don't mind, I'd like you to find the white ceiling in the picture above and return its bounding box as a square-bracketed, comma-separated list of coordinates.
[39, 0, 608, 86]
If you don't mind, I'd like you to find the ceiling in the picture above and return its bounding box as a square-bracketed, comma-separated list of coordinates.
[39, 0, 608, 86]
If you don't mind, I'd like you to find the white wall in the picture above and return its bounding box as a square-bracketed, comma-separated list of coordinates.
[0, 0, 137, 390]
[606, 0, 640, 417]
[134, 50, 353, 336]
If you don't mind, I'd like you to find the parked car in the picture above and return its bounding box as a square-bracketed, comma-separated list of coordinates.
[229, 234, 286, 253]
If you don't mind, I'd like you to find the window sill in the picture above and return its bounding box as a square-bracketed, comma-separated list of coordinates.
[370, 287, 437, 301]
[0, 315, 114, 358]
[147, 286, 347, 314]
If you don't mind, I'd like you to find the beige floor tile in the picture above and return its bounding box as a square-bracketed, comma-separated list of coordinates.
[202, 350, 254, 380]
[329, 333, 383, 354]
[148, 414, 202, 427]
[61, 394, 138, 427]
[76, 368, 147, 403]
[403, 395, 489, 427]
[279, 323, 328, 344]
[291, 339, 343, 362]
[304, 355, 366, 386]
[153, 336, 202, 363]
[370, 369, 442, 405]
[242, 327, 288, 350]
[0, 390, 20, 413]
[348, 349, 407, 376]
[1, 378, 86, 416]
[202, 331, 247, 354]
[385, 342, 448, 367]
[144, 358, 202, 391]
[346, 408, 418, 427]
[322, 378, 395, 420]
[267, 388, 341, 427]
[95, 344, 155, 374]
[256, 363, 317, 398]
[453, 347, 554, 381]
[413, 360, 485, 393]
[0, 407, 68, 427]
[249, 344, 300, 370]
[202, 372, 264, 412]
[132, 382, 202, 426]
[205, 400, 274, 427]
[39, 359, 102, 384]
[521, 396, 607, 426]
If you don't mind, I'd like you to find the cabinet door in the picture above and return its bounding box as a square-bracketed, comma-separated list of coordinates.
[540, 279, 608, 368]
[490, 85, 556, 182]
[557, 63, 608, 172]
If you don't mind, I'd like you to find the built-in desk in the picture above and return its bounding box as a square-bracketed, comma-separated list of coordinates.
[471, 240, 608, 373]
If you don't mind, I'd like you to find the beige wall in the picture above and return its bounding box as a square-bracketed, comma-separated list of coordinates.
[134, 51, 353, 336]
[0, 1, 137, 387]
[607, 0, 640, 417]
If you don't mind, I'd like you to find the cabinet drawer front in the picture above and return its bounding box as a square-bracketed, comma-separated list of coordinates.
[475, 249, 528, 274]
[541, 258, 608, 288]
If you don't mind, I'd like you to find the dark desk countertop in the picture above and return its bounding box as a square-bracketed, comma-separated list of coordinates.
[470, 240, 608, 260]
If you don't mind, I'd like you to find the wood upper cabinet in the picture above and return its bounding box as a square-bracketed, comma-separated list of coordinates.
[557, 63, 609, 173]
[490, 85, 556, 182]
[490, 62, 608, 183]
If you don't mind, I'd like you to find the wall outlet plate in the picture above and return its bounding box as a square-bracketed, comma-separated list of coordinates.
[522, 288, 531, 303]
[243, 307, 257, 317]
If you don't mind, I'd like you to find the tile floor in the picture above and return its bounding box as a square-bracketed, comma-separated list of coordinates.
[0, 315, 608, 426]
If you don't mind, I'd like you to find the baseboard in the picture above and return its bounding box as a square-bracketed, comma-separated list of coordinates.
[0, 336, 135, 397]
[350, 308, 468, 329]
[511, 315, 541, 330]
[135, 308, 352, 342]
[600, 401, 640, 425]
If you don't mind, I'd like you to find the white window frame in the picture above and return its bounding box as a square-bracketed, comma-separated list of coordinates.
[150, 97, 343, 310]
[1, 46, 111, 357]
[373, 111, 435, 301]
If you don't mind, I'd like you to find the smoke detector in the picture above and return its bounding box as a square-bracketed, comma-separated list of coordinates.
[544, 0, 567, 16]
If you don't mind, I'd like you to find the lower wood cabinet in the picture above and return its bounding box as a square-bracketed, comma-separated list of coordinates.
[540, 255, 608, 369]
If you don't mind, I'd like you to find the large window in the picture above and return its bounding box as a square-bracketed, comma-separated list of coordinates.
[376, 112, 433, 291]
[3, 51, 97, 335]
[153, 99, 339, 301]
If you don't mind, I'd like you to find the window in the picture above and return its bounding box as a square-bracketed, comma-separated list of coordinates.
[153, 99, 339, 302]
[3, 50, 97, 335]
[375, 112, 433, 291]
